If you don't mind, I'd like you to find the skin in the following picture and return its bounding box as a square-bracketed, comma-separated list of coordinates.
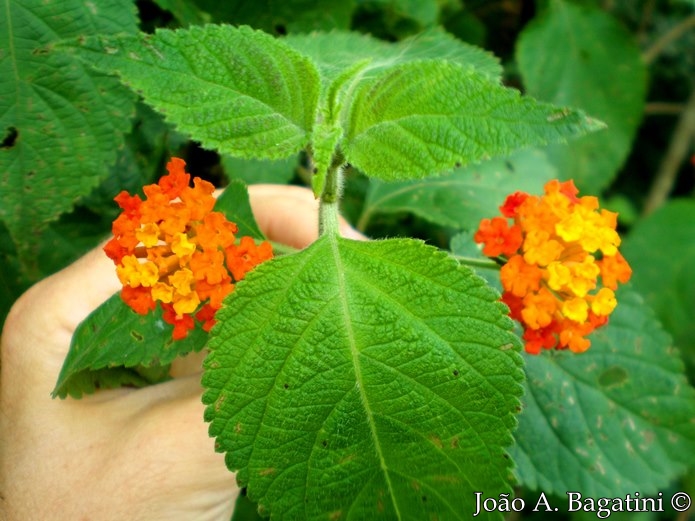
[0, 185, 362, 521]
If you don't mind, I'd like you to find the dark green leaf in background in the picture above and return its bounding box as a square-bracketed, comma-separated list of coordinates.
[0, 222, 24, 328]
[353, 0, 440, 39]
[204, 236, 524, 520]
[161, 0, 355, 33]
[361, 0, 439, 27]
[511, 290, 695, 497]
[621, 200, 695, 371]
[0, 0, 138, 275]
[516, 0, 647, 193]
[80, 101, 188, 217]
[215, 179, 266, 240]
[359, 148, 556, 231]
[150, 0, 211, 26]
[60, 25, 321, 161]
[53, 294, 209, 399]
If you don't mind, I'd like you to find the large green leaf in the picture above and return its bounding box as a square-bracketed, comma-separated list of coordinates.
[511, 289, 695, 497]
[0, 0, 137, 274]
[341, 60, 605, 181]
[60, 25, 321, 160]
[53, 293, 208, 399]
[516, 0, 647, 193]
[359, 148, 556, 231]
[203, 236, 524, 520]
[621, 200, 695, 367]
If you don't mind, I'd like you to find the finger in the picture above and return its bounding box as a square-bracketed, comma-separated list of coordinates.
[109, 375, 239, 516]
[247, 184, 319, 249]
[2, 374, 238, 520]
[248, 184, 366, 248]
[1, 246, 120, 399]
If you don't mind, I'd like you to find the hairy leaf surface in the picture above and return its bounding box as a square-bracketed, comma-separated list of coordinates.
[0, 0, 137, 273]
[516, 0, 647, 193]
[340, 61, 604, 181]
[203, 236, 524, 520]
[61, 25, 321, 160]
[511, 290, 695, 496]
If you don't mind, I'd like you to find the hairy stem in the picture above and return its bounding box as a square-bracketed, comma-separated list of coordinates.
[319, 152, 345, 237]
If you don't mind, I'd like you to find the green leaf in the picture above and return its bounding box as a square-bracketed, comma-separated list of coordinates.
[232, 490, 265, 521]
[516, 0, 647, 193]
[80, 101, 187, 217]
[621, 200, 695, 366]
[0, 0, 137, 275]
[511, 289, 695, 497]
[284, 28, 502, 85]
[0, 222, 26, 328]
[359, 148, 556, 231]
[341, 60, 604, 181]
[60, 25, 321, 160]
[53, 294, 208, 399]
[449, 232, 502, 291]
[356, 0, 439, 28]
[150, 0, 210, 26]
[203, 236, 524, 520]
[215, 179, 265, 240]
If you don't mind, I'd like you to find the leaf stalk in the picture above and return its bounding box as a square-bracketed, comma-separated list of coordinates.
[451, 255, 502, 270]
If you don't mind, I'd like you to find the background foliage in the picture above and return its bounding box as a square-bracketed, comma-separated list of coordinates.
[2, 0, 695, 519]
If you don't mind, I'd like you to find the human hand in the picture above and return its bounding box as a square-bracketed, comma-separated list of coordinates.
[0, 184, 362, 521]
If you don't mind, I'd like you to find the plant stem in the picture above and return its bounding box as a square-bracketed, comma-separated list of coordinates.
[643, 88, 695, 216]
[643, 14, 695, 64]
[356, 207, 372, 234]
[319, 152, 345, 237]
[451, 254, 501, 270]
[645, 101, 686, 115]
[268, 240, 299, 256]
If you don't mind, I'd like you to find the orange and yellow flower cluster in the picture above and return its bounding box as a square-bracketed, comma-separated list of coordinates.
[474, 180, 632, 354]
[104, 157, 272, 339]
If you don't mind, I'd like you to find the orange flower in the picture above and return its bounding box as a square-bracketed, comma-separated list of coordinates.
[104, 157, 273, 339]
[474, 179, 632, 354]
[473, 217, 523, 257]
